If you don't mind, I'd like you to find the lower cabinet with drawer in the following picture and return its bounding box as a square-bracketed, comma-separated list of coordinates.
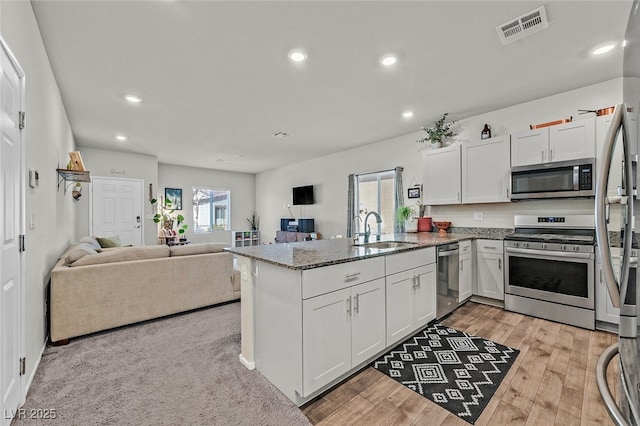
[385, 247, 437, 346]
[459, 240, 473, 302]
[475, 239, 504, 300]
[302, 277, 386, 394]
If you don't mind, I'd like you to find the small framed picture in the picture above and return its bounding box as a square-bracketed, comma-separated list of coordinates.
[408, 187, 421, 199]
[165, 187, 182, 210]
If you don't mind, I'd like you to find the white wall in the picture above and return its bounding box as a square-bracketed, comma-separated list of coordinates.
[158, 163, 255, 244]
[256, 78, 623, 237]
[1, 1, 77, 384]
[75, 147, 159, 245]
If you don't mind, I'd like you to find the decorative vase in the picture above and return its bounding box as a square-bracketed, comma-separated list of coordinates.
[405, 219, 418, 233]
[431, 142, 442, 149]
[417, 217, 432, 232]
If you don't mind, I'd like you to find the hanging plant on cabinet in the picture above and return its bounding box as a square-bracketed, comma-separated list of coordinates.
[417, 113, 457, 147]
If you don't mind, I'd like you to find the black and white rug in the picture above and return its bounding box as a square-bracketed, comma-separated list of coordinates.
[373, 324, 519, 424]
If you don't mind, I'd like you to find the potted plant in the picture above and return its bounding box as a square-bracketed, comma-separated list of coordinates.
[417, 113, 457, 148]
[246, 212, 259, 231]
[396, 205, 417, 232]
[151, 197, 188, 236]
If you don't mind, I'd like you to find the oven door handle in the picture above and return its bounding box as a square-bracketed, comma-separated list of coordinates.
[505, 247, 594, 260]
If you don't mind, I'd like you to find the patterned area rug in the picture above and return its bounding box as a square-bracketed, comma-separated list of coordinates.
[373, 324, 519, 424]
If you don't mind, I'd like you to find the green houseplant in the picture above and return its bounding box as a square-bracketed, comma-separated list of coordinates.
[151, 197, 188, 236]
[418, 113, 456, 147]
[396, 205, 417, 225]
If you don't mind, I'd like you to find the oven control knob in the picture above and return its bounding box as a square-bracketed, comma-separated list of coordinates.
[541, 243, 546, 249]
[513, 242, 519, 248]
[523, 242, 529, 248]
[561, 245, 567, 251]
[573, 245, 579, 251]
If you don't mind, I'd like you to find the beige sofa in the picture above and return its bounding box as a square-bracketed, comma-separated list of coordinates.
[50, 240, 240, 343]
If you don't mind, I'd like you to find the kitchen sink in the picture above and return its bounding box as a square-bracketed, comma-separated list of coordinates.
[354, 241, 418, 249]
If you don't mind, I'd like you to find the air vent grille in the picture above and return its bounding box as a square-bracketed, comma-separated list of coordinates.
[497, 6, 548, 45]
[271, 131, 292, 138]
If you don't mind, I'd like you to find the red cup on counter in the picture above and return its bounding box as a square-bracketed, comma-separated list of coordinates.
[417, 217, 432, 232]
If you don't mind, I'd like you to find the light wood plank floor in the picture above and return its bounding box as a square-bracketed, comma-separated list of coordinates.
[302, 302, 620, 425]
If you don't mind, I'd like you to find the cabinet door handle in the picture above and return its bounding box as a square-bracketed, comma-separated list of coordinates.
[354, 294, 359, 314]
[483, 246, 496, 250]
[460, 261, 463, 271]
[498, 258, 502, 270]
[346, 298, 352, 316]
[411, 275, 416, 290]
[600, 269, 603, 283]
[542, 150, 545, 163]
[549, 148, 553, 162]
[416, 274, 421, 289]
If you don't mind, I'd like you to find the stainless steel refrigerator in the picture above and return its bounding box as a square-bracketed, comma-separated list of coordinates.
[595, 2, 640, 423]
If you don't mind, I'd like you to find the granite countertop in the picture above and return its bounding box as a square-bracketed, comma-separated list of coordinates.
[224, 228, 513, 270]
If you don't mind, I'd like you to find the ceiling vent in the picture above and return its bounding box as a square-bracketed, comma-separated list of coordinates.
[496, 5, 549, 45]
[271, 131, 292, 138]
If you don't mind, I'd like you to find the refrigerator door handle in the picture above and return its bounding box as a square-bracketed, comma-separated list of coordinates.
[596, 343, 630, 426]
[596, 103, 633, 310]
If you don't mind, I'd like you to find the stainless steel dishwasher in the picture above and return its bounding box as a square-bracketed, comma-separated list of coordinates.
[436, 243, 460, 319]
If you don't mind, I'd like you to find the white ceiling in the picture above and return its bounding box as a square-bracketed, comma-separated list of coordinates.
[31, 0, 632, 174]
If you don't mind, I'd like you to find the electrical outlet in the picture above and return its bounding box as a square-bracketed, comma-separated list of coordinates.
[473, 212, 484, 220]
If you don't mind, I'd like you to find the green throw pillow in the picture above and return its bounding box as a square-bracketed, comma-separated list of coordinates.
[96, 235, 122, 248]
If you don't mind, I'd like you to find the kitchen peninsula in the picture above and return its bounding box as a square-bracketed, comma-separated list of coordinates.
[225, 232, 490, 406]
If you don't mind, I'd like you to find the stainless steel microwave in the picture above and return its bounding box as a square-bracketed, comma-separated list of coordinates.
[510, 158, 595, 200]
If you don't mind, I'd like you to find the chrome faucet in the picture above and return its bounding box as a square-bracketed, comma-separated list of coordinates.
[363, 211, 382, 243]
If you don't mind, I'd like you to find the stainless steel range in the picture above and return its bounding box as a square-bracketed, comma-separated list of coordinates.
[504, 214, 595, 330]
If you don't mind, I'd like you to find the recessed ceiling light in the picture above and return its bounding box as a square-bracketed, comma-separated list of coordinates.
[116, 135, 127, 141]
[402, 111, 414, 119]
[124, 95, 142, 103]
[592, 43, 616, 56]
[288, 49, 307, 63]
[380, 54, 398, 67]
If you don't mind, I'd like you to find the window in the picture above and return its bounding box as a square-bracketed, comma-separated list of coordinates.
[354, 169, 397, 235]
[193, 188, 231, 232]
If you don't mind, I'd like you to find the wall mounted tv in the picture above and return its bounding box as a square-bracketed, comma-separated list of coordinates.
[293, 185, 314, 205]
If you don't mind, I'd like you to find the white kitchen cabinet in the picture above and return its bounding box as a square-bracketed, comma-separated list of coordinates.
[475, 239, 504, 300]
[462, 136, 511, 203]
[510, 127, 549, 167]
[459, 240, 473, 302]
[595, 248, 621, 325]
[511, 117, 596, 167]
[385, 248, 437, 346]
[302, 277, 386, 394]
[423, 144, 461, 205]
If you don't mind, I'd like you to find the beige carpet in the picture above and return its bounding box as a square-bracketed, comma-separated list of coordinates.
[15, 301, 311, 425]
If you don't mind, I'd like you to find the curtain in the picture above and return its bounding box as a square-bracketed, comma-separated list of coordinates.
[347, 174, 355, 237]
[395, 166, 404, 233]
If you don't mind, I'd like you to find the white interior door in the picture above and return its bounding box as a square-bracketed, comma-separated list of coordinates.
[0, 39, 24, 426]
[91, 177, 143, 246]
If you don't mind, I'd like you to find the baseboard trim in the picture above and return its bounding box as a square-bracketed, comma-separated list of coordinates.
[21, 339, 46, 406]
[239, 354, 255, 370]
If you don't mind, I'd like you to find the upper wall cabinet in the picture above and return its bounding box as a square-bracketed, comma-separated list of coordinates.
[423, 144, 461, 205]
[462, 136, 510, 203]
[511, 117, 596, 167]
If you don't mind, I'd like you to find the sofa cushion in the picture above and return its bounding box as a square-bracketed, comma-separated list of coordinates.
[71, 245, 170, 267]
[63, 242, 99, 265]
[79, 236, 101, 250]
[96, 235, 122, 248]
[170, 242, 227, 257]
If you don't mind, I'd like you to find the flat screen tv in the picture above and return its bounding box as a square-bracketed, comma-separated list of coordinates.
[293, 185, 314, 205]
